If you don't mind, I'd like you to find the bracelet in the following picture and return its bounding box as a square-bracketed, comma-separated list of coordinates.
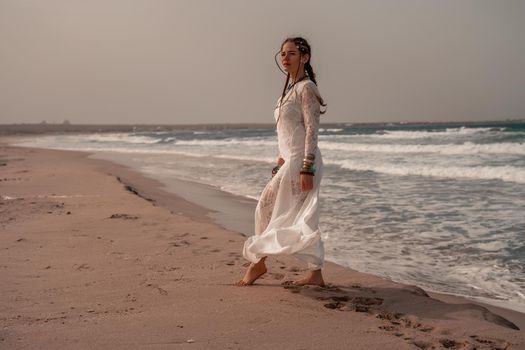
[305, 153, 315, 160]
[300, 167, 316, 175]
[304, 153, 315, 161]
[272, 165, 281, 177]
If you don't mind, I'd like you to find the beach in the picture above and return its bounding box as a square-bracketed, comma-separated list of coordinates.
[7, 123, 525, 313]
[1, 142, 524, 349]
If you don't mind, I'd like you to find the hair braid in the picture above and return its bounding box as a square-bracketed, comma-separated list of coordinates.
[281, 73, 291, 101]
[304, 62, 317, 86]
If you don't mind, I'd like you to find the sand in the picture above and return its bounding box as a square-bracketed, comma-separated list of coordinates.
[1, 143, 524, 349]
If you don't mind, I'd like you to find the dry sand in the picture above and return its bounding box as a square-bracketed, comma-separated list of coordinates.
[1, 143, 524, 349]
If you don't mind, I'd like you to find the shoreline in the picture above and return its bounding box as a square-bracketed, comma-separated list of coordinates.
[87, 150, 525, 319]
[88, 151, 258, 236]
[92, 152, 525, 325]
[0, 143, 525, 349]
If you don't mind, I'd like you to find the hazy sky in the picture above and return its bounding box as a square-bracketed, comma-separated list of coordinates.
[1, 0, 524, 125]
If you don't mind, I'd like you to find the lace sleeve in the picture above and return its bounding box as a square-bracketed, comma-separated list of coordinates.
[301, 82, 321, 158]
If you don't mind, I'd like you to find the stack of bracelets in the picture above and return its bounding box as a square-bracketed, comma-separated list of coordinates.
[300, 153, 316, 176]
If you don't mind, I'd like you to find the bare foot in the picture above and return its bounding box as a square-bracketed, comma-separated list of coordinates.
[235, 259, 267, 286]
[292, 269, 325, 287]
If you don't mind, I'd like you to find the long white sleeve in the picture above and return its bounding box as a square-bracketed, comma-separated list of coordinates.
[301, 82, 321, 158]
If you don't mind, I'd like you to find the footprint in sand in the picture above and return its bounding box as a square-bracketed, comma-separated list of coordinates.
[411, 340, 433, 349]
[73, 263, 92, 271]
[281, 283, 302, 294]
[438, 338, 463, 349]
[469, 335, 510, 349]
[269, 272, 285, 280]
[376, 311, 432, 332]
[289, 283, 383, 313]
[109, 213, 139, 220]
[288, 266, 301, 272]
[145, 283, 168, 296]
[228, 252, 241, 258]
[126, 293, 138, 302]
[167, 240, 190, 248]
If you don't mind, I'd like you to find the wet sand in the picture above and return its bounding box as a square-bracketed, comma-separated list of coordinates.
[1, 143, 524, 349]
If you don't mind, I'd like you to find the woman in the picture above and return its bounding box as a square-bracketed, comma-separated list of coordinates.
[237, 37, 326, 287]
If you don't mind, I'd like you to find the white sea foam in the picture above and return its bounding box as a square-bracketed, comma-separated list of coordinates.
[319, 128, 343, 132]
[173, 138, 275, 147]
[335, 160, 525, 184]
[10, 139, 277, 164]
[369, 127, 509, 139]
[326, 232, 525, 312]
[1, 195, 20, 200]
[470, 241, 509, 252]
[83, 133, 160, 144]
[319, 141, 525, 155]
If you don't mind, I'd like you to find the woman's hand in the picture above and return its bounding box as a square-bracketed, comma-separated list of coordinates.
[300, 173, 314, 191]
[272, 158, 286, 178]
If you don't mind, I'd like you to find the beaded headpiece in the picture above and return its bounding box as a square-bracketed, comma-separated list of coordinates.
[293, 38, 310, 55]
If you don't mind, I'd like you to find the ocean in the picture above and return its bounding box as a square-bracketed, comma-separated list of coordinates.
[9, 121, 525, 312]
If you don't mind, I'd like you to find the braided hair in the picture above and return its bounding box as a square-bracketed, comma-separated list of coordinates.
[279, 37, 326, 113]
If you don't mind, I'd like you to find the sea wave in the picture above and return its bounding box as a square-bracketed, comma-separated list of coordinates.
[172, 138, 275, 147]
[320, 141, 525, 155]
[83, 133, 160, 144]
[335, 160, 525, 184]
[370, 127, 511, 139]
[319, 128, 343, 132]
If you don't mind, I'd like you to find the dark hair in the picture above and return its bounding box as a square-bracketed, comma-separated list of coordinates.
[279, 36, 326, 112]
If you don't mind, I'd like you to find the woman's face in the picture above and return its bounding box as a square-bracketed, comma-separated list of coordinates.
[280, 41, 308, 75]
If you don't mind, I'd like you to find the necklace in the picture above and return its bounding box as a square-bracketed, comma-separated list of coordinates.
[276, 75, 309, 127]
[286, 75, 309, 92]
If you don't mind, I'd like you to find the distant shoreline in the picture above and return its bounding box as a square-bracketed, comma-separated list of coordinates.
[1, 119, 524, 135]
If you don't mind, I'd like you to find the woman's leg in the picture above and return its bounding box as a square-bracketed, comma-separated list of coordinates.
[236, 175, 281, 286]
[254, 176, 281, 235]
[235, 257, 267, 286]
[292, 269, 325, 287]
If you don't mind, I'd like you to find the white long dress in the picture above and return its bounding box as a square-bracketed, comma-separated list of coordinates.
[242, 79, 324, 270]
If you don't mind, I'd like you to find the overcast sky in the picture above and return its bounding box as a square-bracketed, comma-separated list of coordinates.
[1, 0, 524, 125]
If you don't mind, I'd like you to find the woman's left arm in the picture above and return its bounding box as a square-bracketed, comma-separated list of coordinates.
[300, 82, 321, 191]
[302, 82, 321, 158]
